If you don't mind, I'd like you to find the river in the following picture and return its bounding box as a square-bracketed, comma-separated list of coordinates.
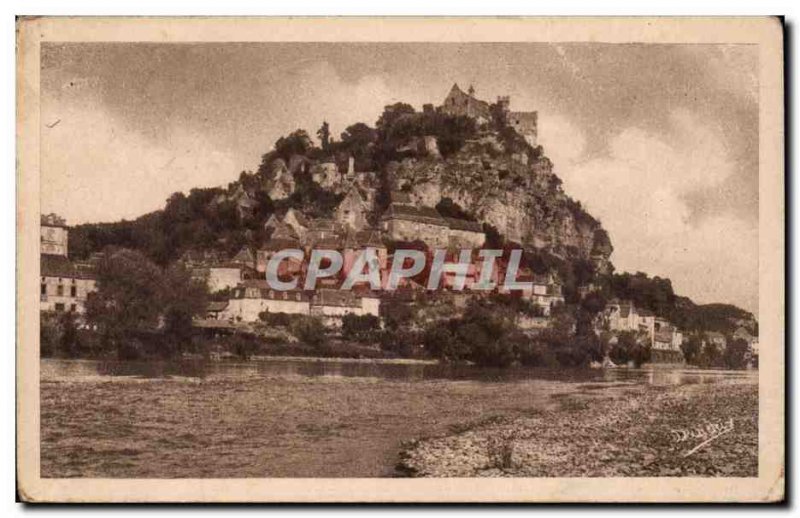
[39, 358, 756, 478]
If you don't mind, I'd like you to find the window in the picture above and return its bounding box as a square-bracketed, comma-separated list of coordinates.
[41, 283, 46, 295]
[56, 285, 64, 296]
[70, 304, 77, 312]
[54, 303, 65, 312]
[70, 286, 77, 297]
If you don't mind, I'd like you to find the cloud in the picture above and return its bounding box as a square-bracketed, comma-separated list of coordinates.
[540, 110, 758, 313]
[41, 98, 238, 224]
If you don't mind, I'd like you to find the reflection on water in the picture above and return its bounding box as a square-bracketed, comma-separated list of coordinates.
[41, 358, 757, 386]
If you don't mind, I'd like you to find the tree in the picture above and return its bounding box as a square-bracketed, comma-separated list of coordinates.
[723, 337, 749, 370]
[274, 129, 313, 160]
[680, 334, 702, 365]
[160, 263, 209, 355]
[317, 121, 331, 151]
[376, 102, 416, 135]
[85, 248, 209, 357]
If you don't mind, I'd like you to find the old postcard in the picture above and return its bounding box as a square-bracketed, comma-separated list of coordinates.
[16, 17, 784, 503]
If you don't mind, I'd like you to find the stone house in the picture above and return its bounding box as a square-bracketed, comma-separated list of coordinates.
[283, 208, 310, 240]
[309, 288, 381, 327]
[230, 246, 257, 270]
[380, 201, 450, 248]
[221, 280, 311, 322]
[41, 254, 97, 314]
[497, 271, 564, 316]
[206, 301, 229, 319]
[444, 217, 485, 248]
[335, 185, 370, 232]
[40, 215, 97, 314]
[303, 218, 343, 248]
[257, 222, 303, 274]
[651, 318, 685, 363]
[193, 264, 243, 293]
[342, 228, 389, 283]
[41, 214, 69, 257]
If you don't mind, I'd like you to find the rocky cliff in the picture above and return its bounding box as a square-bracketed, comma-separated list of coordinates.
[384, 133, 612, 268]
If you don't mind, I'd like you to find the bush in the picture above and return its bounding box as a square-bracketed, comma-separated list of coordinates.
[232, 335, 260, 360]
[608, 331, 651, 367]
[422, 324, 468, 362]
[380, 329, 420, 358]
[341, 314, 381, 342]
[259, 311, 294, 327]
[289, 316, 327, 348]
[516, 338, 558, 367]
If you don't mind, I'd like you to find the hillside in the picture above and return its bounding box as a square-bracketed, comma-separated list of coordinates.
[66, 94, 753, 336]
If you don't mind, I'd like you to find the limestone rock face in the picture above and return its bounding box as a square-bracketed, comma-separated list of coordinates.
[389, 143, 613, 266]
[311, 162, 341, 190]
[266, 159, 295, 201]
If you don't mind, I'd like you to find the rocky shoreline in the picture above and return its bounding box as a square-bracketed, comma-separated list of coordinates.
[398, 381, 757, 477]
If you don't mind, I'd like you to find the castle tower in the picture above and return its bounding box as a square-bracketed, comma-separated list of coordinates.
[40, 213, 68, 257]
[497, 95, 511, 114]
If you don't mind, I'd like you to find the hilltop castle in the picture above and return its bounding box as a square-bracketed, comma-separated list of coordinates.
[440, 83, 538, 147]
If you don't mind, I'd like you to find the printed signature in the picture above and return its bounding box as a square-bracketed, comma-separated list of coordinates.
[670, 418, 735, 458]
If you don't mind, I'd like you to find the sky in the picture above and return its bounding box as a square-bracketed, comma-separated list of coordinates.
[40, 43, 759, 313]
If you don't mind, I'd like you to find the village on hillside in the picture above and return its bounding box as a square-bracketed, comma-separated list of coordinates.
[39, 85, 760, 368]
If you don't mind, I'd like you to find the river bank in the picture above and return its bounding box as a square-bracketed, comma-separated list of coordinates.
[398, 381, 757, 477]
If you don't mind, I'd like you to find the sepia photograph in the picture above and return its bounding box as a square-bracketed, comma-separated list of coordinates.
[16, 17, 784, 503]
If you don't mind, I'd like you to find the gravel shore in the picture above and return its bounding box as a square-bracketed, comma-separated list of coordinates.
[398, 381, 757, 477]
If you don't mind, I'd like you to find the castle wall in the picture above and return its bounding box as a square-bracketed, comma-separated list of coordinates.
[508, 111, 538, 147]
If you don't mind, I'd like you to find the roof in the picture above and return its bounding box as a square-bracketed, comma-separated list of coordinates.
[637, 308, 655, 318]
[355, 228, 385, 248]
[444, 217, 483, 233]
[231, 246, 256, 265]
[207, 301, 229, 312]
[308, 218, 338, 231]
[192, 318, 237, 330]
[260, 237, 301, 252]
[312, 289, 359, 308]
[313, 235, 345, 249]
[41, 255, 97, 280]
[270, 222, 299, 240]
[41, 214, 67, 228]
[285, 208, 310, 227]
[390, 191, 413, 205]
[381, 203, 448, 227]
[236, 281, 311, 301]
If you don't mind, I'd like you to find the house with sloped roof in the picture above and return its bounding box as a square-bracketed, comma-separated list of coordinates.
[380, 200, 450, 248]
[444, 217, 485, 248]
[221, 280, 311, 322]
[335, 185, 370, 232]
[230, 246, 257, 270]
[41, 253, 97, 314]
[310, 288, 381, 327]
[283, 208, 310, 239]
